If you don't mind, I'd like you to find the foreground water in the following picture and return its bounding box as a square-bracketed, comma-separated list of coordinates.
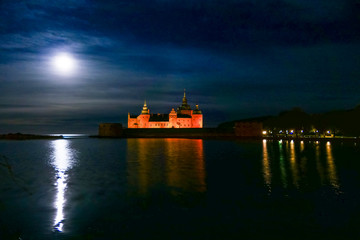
[0, 138, 360, 239]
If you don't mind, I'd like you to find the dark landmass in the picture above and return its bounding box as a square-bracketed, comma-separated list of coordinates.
[0, 133, 63, 140]
[219, 105, 360, 137]
[218, 116, 272, 129]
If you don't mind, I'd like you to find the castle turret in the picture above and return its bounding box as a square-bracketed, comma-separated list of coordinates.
[169, 108, 178, 128]
[139, 100, 150, 128]
[177, 89, 192, 115]
[141, 100, 150, 115]
[193, 104, 202, 114]
[191, 104, 203, 128]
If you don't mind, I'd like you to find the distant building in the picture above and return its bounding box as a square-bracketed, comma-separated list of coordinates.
[235, 122, 263, 137]
[128, 90, 203, 128]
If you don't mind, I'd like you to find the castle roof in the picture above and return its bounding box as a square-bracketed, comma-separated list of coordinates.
[193, 104, 202, 114]
[149, 114, 169, 122]
[132, 91, 202, 119]
[177, 114, 192, 118]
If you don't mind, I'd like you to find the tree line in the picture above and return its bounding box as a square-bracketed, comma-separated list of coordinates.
[218, 106, 360, 137]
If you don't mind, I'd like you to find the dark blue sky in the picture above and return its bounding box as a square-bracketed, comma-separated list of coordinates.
[1, 0, 359, 133]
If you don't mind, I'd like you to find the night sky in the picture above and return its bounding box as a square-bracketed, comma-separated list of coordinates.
[1, 0, 359, 133]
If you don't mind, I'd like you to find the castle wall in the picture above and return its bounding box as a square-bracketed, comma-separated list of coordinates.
[149, 122, 170, 128]
[128, 118, 138, 128]
[192, 115, 203, 128]
[138, 115, 150, 128]
[128, 114, 203, 129]
[99, 123, 123, 137]
[177, 118, 192, 128]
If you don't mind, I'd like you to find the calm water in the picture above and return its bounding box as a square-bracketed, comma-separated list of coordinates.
[1, 138, 360, 239]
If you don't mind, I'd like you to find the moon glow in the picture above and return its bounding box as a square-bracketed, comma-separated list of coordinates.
[52, 53, 76, 76]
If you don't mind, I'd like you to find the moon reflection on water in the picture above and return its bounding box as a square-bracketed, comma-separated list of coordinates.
[50, 139, 75, 232]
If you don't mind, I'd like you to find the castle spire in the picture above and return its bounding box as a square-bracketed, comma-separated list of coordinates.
[182, 89, 187, 105]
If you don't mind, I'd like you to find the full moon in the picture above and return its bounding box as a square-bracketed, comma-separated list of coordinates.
[52, 53, 76, 76]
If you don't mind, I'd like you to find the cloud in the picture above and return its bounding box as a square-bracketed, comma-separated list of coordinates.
[0, 0, 359, 132]
[0, 31, 114, 52]
[2, 1, 358, 52]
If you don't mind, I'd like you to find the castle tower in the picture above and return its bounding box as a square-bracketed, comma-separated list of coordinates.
[192, 104, 203, 128]
[177, 89, 192, 115]
[139, 100, 150, 128]
[169, 108, 178, 128]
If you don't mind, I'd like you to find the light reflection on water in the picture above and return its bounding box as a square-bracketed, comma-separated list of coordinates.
[278, 140, 287, 188]
[126, 138, 206, 196]
[315, 143, 325, 184]
[50, 139, 75, 232]
[326, 142, 340, 192]
[262, 140, 271, 194]
[262, 140, 341, 194]
[289, 140, 299, 188]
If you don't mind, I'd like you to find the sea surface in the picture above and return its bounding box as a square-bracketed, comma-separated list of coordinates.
[0, 138, 360, 239]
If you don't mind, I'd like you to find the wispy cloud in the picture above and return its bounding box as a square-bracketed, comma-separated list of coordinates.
[0, 31, 114, 50]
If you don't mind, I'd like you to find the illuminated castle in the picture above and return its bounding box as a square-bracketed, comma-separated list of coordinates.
[128, 90, 203, 128]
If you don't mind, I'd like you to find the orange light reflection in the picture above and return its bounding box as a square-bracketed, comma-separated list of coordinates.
[289, 140, 299, 188]
[262, 140, 271, 194]
[126, 138, 206, 196]
[326, 142, 340, 192]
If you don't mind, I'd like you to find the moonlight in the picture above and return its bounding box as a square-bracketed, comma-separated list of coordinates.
[52, 53, 76, 76]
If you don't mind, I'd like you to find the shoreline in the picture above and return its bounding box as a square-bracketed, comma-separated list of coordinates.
[93, 136, 360, 141]
[263, 136, 359, 142]
[2, 132, 358, 142]
[94, 128, 360, 142]
[0, 133, 64, 140]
